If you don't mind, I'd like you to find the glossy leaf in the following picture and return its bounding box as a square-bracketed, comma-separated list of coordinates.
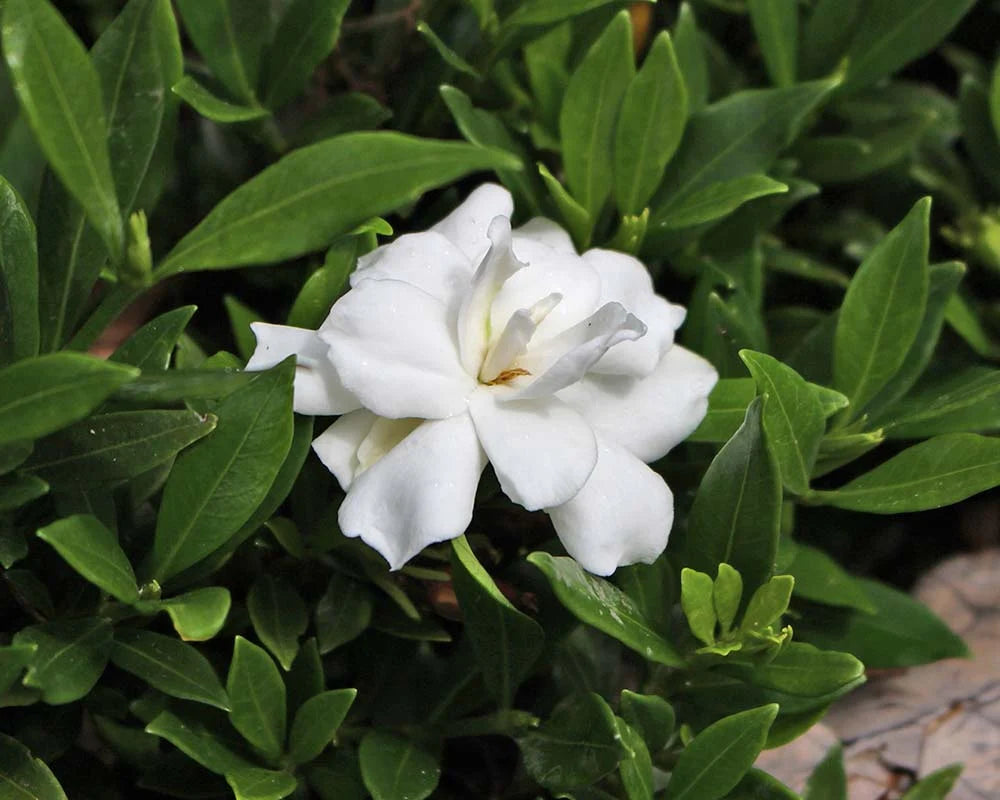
[248, 574, 308, 671]
[559, 11, 634, 220]
[148, 361, 294, 581]
[157, 134, 519, 276]
[14, 617, 112, 704]
[665, 705, 778, 800]
[112, 629, 230, 709]
[619, 691, 675, 754]
[24, 410, 216, 490]
[172, 76, 269, 122]
[657, 174, 788, 230]
[286, 239, 356, 329]
[287, 689, 357, 765]
[110, 305, 197, 370]
[616, 718, 654, 800]
[0, 732, 67, 800]
[145, 709, 253, 775]
[161, 587, 232, 641]
[0, 176, 38, 365]
[359, 731, 440, 800]
[0, 354, 137, 445]
[735, 642, 865, 698]
[614, 31, 687, 215]
[686, 398, 781, 594]
[688, 378, 756, 443]
[227, 637, 286, 761]
[528, 552, 684, 667]
[879, 367, 1000, 438]
[748, 0, 797, 87]
[226, 768, 297, 800]
[2, 0, 123, 261]
[451, 536, 544, 708]
[36, 514, 137, 603]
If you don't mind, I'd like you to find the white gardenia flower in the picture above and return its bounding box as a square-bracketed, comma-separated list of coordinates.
[247, 184, 718, 575]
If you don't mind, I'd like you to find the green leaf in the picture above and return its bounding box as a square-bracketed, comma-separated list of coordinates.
[171, 76, 269, 122]
[0, 645, 34, 693]
[616, 718, 654, 800]
[833, 198, 930, 420]
[358, 731, 440, 800]
[992, 57, 1000, 141]
[417, 22, 481, 79]
[287, 689, 356, 765]
[36, 514, 137, 603]
[14, 617, 112, 704]
[0, 473, 47, 511]
[148, 361, 294, 581]
[734, 642, 865, 698]
[0, 732, 67, 799]
[111, 629, 230, 709]
[248, 574, 308, 671]
[619, 691, 675, 754]
[804, 743, 846, 800]
[227, 637, 286, 761]
[223, 295, 261, 362]
[286, 239, 356, 329]
[559, 11, 634, 220]
[809, 434, 1000, 513]
[519, 693, 625, 792]
[673, 3, 708, 112]
[111, 368, 254, 405]
[686, 397, 781, 594]
[681, 568, 717, 646]
[783, 542, 875, 614]
[145, 709, 253, 775]
[315, 572, 373, 654]
[797, 578, 968, 668]
[110, 305, 197, 370]
[945, 291, 1000, 360]
[290, 91, 392, 147]
[740, 350, 825, 494]
[24, 410, 217, 490]
[843, 0, 977, 92]
[263, 0, 349, 109]
[2, 0, 123, 262]
[0, 176, 38, 365]
[666, 705, 778, 800]
[528, 552, 684, 667]
[713, 563, 743, 634]
[656, 174, 788, 230]
[0, 354, 138, 445]
[741, 575, 794, 634]
[728, 769, 801, 799]
[878, 367, 1000, 439]
[451, 536, 544, 708]
[800, 0, 862, 79]
[538, 162, 591, 248]
[688, 378, 756, 443]
[900, 764, 963, 800]
[285, 638, 323, 717]
[748, 0, 797, 87]
[501, 0, 645, 29]
[226, 768, 297, 800]
[614, 31, 688, 215]
[614, 557, 676, 634]
[161, 587, 232, 641]
[157, 133, 519, 276]
[174, 0, 270, 103]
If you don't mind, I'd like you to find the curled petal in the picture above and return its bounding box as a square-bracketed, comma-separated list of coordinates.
[513, 217, 576, 256]
[338, 413, 487, 570]
[312, 410, 377, 490]
[479, 293, 561, 383]
[247, 323, 359, 415]
[431, 183, 514, 263]
[558, 345, 718, 463]
[320, 278, 476, 419]
[547, 436, 674, 576]
[468, 390, 597, 510]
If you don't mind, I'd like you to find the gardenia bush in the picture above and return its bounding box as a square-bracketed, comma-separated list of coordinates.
[0, 1, 997, 799]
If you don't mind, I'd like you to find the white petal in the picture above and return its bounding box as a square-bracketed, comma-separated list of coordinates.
[247, 323, 359, 415]
[320, 278, 476, 419]
[431, 183, 514, 263]
[468, 390, 597, 510]
[513, 217, 577, 256]
[558, 345, 718, 462]
[582, 249, 687, 377]
[512, 303, 646, 400]
[338, 413, 487, 570]
[312, 410, 377, 490]
[547, 436, 674, 576]
[479, 293, 561, 383]
[350, 231, 473, 308]
[456, 216, 528, 375]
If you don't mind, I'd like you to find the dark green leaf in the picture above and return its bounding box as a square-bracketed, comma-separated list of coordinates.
[783, 541, 875, 614]
[145, 709, 253, 775]
[315, 572, 373, 654]
[112, 369, 254, 405]
[619, 691, 675, 754]
[171, 76, 269, 122]
[287, 689, 356, 765]
[688, 378, 756, 443]
[2, 0, 123, 261]
[559, 11, 634, 221]
[833, 198, 930, 420]
[501, 0, 643, 29]
[666, 705, 778, 800]
[614, 31, 687, 215]
[307, 750, 366, 800]
[36, 514, 137, 603]
[157, 133, 519, 276]
[804, 742, 846, 800]
[800, 0, 862, 79]
[112, 629, 230, 709]
[747, 0, 797, 87]
[417, 22, 481, 79]
[14, 617, 112, 704]
[223, 295, 260, 362]
[161, 587, 232, 641]
[286, 239, 356, 329]
[0, 645, 35, 694]
[728, 769, 801, 799]
[734, 642, 865, 699]
[519, 693, 625, 792]
[657, 174, 788, 230]
[226, 768, 297, 800]
[0, 354, 138, 445]
[673, 3, 708, 112]
[686, 397, 781, 594]
[264, 0, 349, 109]
[227, 637, 286, 760]
[110, 306, 197, 371]
[0, 176, 38, 365]
[0, 441, 32, 477]
[451, 536, 544, 708]
[900, 764, 963, 800]
[879, 367, 1000, 438]
[289, 92, 392, 147]
[616, 718, 654, 800]
[0, 732, 67, 799]
[247, 574, 308, 670]
[614, 557, 676, 634]
[528, 552, 684, 667]
[0, 473, 47, 511]
[358, 731, 440, 800]
[148, 361, 294, 581]
[24, 410, 216, 490]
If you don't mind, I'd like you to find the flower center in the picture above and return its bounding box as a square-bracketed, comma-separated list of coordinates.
[476, 292, 562, 385]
